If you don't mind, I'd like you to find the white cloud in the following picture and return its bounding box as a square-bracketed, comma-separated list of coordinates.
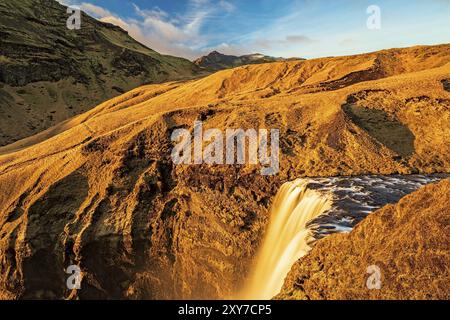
[79, 3, 113, 18]
[56, 0, 112, 18]
[128, 1, 213, 58]
[219, 1, 236, 13]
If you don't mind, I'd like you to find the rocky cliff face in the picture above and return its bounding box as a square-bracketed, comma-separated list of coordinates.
[0, 44, 449, 299]
[277, 179, 450, 300]
[0, 0, 200, 146]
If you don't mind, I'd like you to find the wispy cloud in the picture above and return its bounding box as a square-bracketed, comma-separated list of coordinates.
[79, 2, 113, 17]
[126, 1, 213, 58]
[57, 0, 112, 17]
[219, 0, 236, 13]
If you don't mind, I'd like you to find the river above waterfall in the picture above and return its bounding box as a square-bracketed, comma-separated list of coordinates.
[306, 174, 449, 240]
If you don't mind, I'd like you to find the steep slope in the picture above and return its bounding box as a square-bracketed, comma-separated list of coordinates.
[194, 51, 300, 72]
[0, 0, 200, 146]
[0, 44, 449, 299]
[277, 179, 450, 300]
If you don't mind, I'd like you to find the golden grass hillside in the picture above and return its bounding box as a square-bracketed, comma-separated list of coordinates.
[0, 44, 449, 299]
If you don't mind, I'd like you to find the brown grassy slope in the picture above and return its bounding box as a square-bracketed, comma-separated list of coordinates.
[0, 0, 200, 147]
[0, 44, 449, 299]
[277, 179, 450, 300]
[1, 44, 449, 174]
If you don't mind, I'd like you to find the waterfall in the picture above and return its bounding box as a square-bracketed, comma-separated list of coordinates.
[241, 179, 332, 300]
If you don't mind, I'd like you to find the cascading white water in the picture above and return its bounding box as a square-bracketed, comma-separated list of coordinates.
[239, 174, 449, 299]
[241, 179, 332, 300]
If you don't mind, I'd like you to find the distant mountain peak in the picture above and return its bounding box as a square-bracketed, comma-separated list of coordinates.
[194, 51, 303, 72]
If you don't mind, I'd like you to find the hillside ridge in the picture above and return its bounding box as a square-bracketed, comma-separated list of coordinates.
[0, 0, 200, 146]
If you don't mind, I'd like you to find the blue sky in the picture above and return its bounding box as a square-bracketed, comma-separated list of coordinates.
[59, 0, 450, 60]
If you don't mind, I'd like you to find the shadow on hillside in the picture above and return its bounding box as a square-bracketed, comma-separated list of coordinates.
[343, 104, 415, 157]
[442, 79, 450, 92]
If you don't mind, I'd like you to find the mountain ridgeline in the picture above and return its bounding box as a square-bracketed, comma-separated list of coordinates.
[0, 0, 200, 146]
[194, 51, 302, 71]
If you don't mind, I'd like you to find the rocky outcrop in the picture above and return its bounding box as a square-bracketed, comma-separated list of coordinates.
[442, 79, 450, 92]
[277, 179, 450, 300]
